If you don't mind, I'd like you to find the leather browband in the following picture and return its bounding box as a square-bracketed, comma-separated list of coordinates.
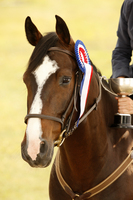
[48, 47, 76, 59]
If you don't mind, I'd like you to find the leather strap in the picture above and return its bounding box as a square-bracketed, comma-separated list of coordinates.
[24, 114, 63, 125]
[65, 74, 102, 138]
[55, 150, 133, 199]
[48, 47, 76, 59]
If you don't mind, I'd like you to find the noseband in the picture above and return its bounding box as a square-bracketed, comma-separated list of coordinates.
[24, 47, 102, 146]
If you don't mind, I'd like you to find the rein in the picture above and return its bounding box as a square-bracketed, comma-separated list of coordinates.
[56, 149, 133, 200]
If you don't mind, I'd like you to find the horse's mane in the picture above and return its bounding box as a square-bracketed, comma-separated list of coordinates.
[90, 60, 102, 76]
[26, 31, 102, 77]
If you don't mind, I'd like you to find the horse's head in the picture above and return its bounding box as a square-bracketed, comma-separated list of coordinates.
[21, 15, 78, 167]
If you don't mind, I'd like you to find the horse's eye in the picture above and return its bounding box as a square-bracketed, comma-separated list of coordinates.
[60, 76, 71, 85]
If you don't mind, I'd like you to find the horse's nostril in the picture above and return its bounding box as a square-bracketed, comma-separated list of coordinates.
[40, 141, 46, 154]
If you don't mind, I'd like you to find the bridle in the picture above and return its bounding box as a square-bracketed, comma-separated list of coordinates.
[24, 47, 102, 146]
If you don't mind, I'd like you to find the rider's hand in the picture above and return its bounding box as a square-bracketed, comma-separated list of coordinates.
[115, 96, 133, 114]
[115, 76, 133, 114]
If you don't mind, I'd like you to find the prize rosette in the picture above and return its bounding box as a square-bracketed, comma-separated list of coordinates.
[75, 40, 93, 125]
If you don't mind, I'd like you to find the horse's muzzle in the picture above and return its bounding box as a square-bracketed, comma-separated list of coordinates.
[21, 140, 54, 168]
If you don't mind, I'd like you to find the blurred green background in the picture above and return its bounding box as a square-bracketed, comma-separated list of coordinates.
[0, 0, 123, 199]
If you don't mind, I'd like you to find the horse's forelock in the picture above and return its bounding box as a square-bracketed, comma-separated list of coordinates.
[26, 32, 58, 74]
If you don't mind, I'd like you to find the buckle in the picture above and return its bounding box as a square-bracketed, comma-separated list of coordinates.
[54, 129, 66, 147]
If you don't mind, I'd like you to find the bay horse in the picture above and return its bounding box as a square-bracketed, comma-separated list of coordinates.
[21, 15, 133, 200]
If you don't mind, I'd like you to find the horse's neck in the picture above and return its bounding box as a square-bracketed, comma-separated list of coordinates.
[59, 75, 108, 185]
[59, 106, 108, 189]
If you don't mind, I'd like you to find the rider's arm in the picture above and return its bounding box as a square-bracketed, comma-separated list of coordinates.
[112, 0, 132, 78]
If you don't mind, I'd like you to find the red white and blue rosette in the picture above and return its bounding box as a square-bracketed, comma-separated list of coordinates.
[75, 40, 93, 125]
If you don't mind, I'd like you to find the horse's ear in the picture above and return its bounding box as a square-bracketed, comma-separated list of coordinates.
[25, 16, 42, 46]
[55, 15, 72, 45]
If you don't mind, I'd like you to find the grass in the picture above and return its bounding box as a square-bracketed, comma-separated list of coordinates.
[0, 0, 122, 199]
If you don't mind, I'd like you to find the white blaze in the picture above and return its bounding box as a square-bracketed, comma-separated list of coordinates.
[26, 55, 59, 160]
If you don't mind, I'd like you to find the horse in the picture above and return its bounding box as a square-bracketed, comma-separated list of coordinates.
[21, 15, 133, 200]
